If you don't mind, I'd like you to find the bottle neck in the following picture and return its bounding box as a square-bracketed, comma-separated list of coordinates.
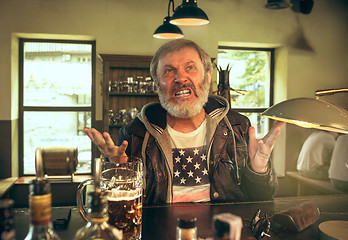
[88, 216, 109, 224]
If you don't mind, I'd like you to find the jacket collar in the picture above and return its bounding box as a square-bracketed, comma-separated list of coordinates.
[137, 95, 233, 135]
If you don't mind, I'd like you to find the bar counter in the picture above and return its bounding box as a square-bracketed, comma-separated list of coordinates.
[14, 194, 348, 240]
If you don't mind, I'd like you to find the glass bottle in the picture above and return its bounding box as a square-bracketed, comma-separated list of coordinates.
[24, 178, 61, 240]
[0, 199, 16, 240]
[176, 215, 197, 240]
[74, 158, 122, 240]
[108, 109, 116, 126]
[74, 192, 122, 240]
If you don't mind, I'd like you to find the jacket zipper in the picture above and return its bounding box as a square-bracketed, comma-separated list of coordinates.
[154, 139, 173, 203]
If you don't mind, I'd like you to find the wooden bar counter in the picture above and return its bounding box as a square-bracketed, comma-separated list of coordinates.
[14, 194, 348, 240]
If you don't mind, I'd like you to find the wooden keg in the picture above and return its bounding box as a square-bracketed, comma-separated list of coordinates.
[39, 147, 78, 175]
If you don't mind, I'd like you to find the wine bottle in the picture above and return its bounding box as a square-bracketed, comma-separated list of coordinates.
[24, 178, 61, 240]
[74, 191, 122, 240]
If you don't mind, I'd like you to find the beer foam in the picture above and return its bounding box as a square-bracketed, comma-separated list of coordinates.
[107, 189, 141, 201]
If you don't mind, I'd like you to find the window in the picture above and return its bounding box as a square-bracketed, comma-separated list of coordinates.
[19, 39, 95, 175]
[217, 47, 274, 138]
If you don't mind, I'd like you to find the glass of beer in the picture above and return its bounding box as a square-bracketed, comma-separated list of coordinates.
[77, 156, 143, 240]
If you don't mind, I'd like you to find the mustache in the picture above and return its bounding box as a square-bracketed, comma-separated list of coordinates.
[169, 82, 198, 97]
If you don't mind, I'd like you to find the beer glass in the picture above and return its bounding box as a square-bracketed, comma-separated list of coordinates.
[77, 157, 143, 240]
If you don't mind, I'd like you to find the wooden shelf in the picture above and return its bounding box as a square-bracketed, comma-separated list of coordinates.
[0, 177, 18, 198]
[109, 92, 157, 97]
[100, 54, 159, 140]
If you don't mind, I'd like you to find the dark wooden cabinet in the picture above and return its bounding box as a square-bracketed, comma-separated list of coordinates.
[100, 54, 158, 141]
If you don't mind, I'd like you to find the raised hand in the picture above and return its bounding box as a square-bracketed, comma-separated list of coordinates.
[248, 121, 284, 173]
[84, 127, 128, 160]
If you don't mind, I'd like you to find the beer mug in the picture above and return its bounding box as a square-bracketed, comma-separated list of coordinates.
[77, 157, 143, 240]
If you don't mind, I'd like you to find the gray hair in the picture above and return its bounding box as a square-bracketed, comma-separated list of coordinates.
[150, 39, 212, 84]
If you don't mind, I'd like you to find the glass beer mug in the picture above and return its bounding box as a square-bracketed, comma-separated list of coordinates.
[77, 157, 143, 240]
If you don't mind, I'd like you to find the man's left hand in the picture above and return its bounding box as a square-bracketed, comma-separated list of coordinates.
[248, 121, 284, 173]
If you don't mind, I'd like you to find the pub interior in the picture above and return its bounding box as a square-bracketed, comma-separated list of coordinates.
[0, 0, 348, 239]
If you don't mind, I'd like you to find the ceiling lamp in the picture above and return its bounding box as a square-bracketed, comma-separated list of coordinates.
[265, 0, 291, 9]
[170, 0, 209, 26]
[153, 0, 184, 39]
[291, 0, 314, 14]
[153, 17, 184, 39]
[262, 88, 348, 134]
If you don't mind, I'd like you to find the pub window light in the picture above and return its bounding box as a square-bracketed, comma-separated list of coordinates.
[153, 0, 184, 39]
[170, 0, 209, 26]
[262, 88, 348, 134]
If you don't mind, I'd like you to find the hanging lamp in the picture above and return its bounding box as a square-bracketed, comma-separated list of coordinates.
[170, 0, 209, 26]
[262, 88, 348, 134]
[153, 0, 184, 39]
[265, 0, 291, 9]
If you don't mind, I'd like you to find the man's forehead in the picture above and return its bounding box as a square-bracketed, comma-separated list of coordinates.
[158, 47, 202, 66]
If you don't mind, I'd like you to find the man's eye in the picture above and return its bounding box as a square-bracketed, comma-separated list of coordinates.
[164, 68, 174, 75]
[187, 65, 195, 71]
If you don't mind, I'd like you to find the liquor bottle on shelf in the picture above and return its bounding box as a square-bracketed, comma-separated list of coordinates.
[0, 199, 16, 240]
[74, 158, 122, 240]
[24, 148, 61, 240]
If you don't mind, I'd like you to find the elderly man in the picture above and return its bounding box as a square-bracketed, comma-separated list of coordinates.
[84, 39, 283, 206]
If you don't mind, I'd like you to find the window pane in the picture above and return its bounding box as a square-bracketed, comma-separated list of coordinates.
[217, 49, 271, 108]
[23, 42, 92, 107]
[23, 111, 92, 174]
[240, 112, 269, 139]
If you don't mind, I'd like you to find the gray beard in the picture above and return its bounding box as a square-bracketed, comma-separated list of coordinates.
[158, 76, 210, 119]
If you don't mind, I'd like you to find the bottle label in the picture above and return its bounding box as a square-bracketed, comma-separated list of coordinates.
[29, 193, 52, 225]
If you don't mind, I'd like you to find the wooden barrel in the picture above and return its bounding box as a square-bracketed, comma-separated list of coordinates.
[40, 147, 78, 175]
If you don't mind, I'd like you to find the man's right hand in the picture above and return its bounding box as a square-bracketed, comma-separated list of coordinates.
[84, 127, 128, 160]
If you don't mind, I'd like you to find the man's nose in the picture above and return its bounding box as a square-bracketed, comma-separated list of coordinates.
[174, 69, 187, 84]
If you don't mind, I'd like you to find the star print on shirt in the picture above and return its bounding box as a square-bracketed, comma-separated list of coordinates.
[175, 156, 181, 163]
[172, 146, 209, 186]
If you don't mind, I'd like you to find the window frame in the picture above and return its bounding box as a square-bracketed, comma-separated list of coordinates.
[18, 38, 96, 176]
[217, 46, 275, 133]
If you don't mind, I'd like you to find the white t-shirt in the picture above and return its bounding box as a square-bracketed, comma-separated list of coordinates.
[329, 134, 348, 181]
[297, 131, 336, 171]
[167, 119, 210, 203]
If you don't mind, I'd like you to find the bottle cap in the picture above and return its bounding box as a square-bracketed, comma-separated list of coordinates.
[0, 199, 14, 209]
[177, 215, 197, 229]
[29, 178, 51, 195]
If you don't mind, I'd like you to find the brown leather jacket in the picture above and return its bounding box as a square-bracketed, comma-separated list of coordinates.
[116, 95, 278, 206]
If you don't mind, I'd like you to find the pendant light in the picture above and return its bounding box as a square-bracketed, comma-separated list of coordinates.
[262, 88, 348, 134]
[153, 0, 184, 39]
[170, 0, 209, 26]
[265, 0, 291, 9]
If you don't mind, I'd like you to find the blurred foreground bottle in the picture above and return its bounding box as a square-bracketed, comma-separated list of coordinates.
[24, 178, 61, 240]
[74, 158, 122, 240]
[0, 199, 16, 240]
[74, 191, 122, 240]
[176, 215, 197, 240]
[24, 148, 61, 240]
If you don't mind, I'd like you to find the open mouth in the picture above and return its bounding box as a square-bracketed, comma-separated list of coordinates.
[174, 88, 192, 98]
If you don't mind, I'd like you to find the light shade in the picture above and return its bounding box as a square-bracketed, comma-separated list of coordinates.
[170, 0, 209, 26]
[265, 0, 291, 9]
[153, 17, 184, 39]
[262, 98, 348, 134]
[291, 0, 314, 14]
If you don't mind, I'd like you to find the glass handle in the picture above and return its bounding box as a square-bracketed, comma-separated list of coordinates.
[76, 179, 94, 222]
